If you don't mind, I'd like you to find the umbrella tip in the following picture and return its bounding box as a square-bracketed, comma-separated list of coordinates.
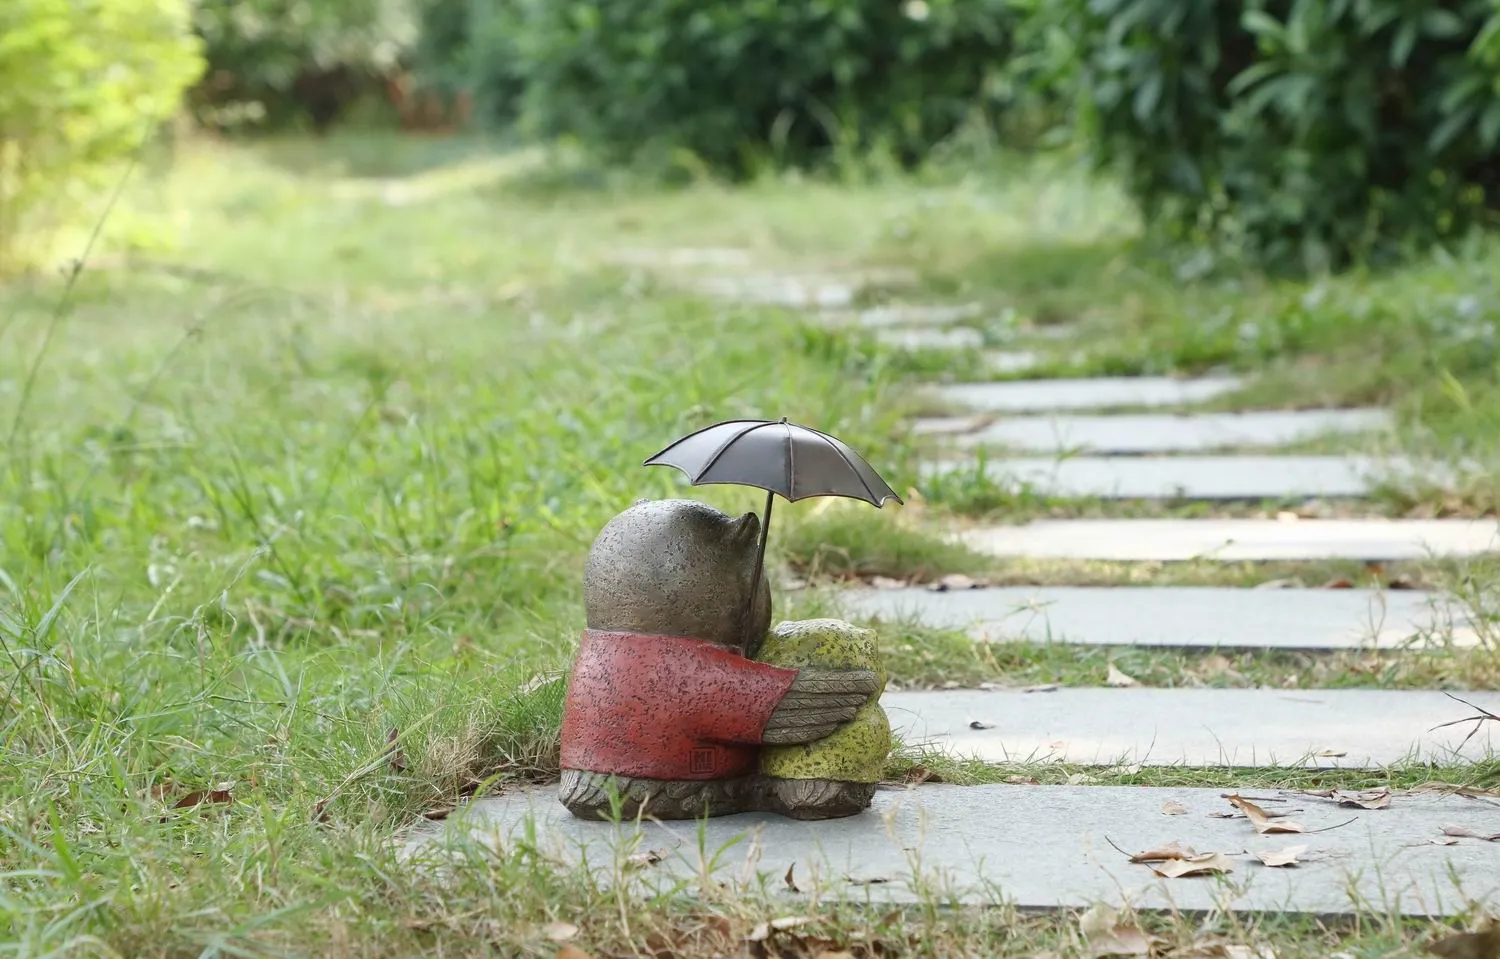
[778, 416, 789, 424]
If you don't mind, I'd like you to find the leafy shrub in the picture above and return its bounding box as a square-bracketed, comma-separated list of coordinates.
[499, 0, 1022, 176]
[1020, 0, 1500, 272]
[0, 0, 203, 272]
[410, 0, 523, 128]
[189, 0, 420, 131]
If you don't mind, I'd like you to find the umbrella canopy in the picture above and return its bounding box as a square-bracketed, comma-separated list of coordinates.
[644, 418, 903, 635]
[644, 418, 903, 507]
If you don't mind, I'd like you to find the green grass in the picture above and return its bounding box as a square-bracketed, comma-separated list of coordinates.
[2, 133, 1499, 953]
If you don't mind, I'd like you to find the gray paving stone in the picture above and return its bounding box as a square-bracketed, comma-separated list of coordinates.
[931, 376, 1244, 413]
[883, 688, 1500, 767]
[835, 303, 985, 328]
[939, 409, 1394, 454]
[957, 518, 1500, 561]
[920, 455, 1418, 500]
[406, 784, 1500, 915]
[685, 268, 918, 308]
[989, 350, 1042, 374]
[876, 327, 984, 350]
[835, 585, 1477, 650]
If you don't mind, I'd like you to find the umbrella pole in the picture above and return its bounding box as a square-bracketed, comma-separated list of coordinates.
[745, 489, 774, 638]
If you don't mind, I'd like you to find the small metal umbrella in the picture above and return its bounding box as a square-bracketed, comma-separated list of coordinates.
[644, 417, 904, 619]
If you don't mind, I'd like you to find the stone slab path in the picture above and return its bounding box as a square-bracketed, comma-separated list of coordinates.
[835, 586, 1472, 650]
[922, 455, 1417, 500]
[882, 688, 1500, 767]
[922, 409, 1394, 455]
[876, 327, 984, 350]
[931, 377, 1244, 413]
[407, 784, 1500, 916]
[957, 518, 1500, 561]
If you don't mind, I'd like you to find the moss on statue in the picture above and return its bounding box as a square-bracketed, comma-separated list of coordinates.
[755, 618, 891, 784]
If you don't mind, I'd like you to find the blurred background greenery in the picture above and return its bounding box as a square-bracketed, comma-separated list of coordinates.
[4, 0, 1500, 275]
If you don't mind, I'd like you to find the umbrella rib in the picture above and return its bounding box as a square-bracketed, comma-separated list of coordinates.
[812, 431, 881, 503]
[691, 419, 774, 483]
[644, 419, 764, 466]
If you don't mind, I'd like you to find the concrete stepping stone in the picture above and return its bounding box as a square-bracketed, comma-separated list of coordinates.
[884, 688, 1499, 767]
[926, 409, 1394, 455]
[684, 268, 918, 308]
[957, 518, 1500, 561]
[931, 376, 1244, 413]
[827, 303, 984, 329]
[876, 327, 984, 350]
[837, 585, 1475, 650]
[990, 351, 1042, 374]
[406, 783, 1500, 915]
[920, 455, 1418, 500]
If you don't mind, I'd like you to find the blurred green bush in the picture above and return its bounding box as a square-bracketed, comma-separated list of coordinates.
[0, 0, 203, 272]
[189, 0, 420, 132]
[1019, 0, 1500, 272]
[411, 0, 524, 127]
[493, 0, 1024, 176]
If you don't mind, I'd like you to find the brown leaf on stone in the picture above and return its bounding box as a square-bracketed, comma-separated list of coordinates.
[1105, 664, 1140, 688]
[421, 806, 453, 821]
[930, 573, 986, 591]
[1254, 844, 1308, 867]
[747, 917, 812, 942]
[1006, 775, 1041, 785]
[969, 719, 996, 730]
[869, 576, 906, 590]
[1441, 825, 1500, 842]
[1426, 925, 1500, 959]
[903, 765, 943, 785]
[785, 863, 800, 893]
[555, 946, 596, 959]
[1079, 904, 1152, 958]
[1315, 748, 1348, 758]
[1129, 842, 1198, 863]
[1388, 576, 1420, 590]
[1025, 683, 1060, 694]
[1430, 837, 1461, 846]
[1226, 795, 1306, 834]
[1162, 801, 1189, 816]
[845, 875, 891, 886]
[1321, 578, 1354, 589]
[626, 848, 666, 868]
[1152, 852, 1235, 878]
[1308, 787, 1390, 810]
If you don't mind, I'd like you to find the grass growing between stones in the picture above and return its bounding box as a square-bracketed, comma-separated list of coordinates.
[2, 134, 1497, 951]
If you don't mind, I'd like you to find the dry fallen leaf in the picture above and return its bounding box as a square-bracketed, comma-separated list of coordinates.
[385, 727, 408, 773]
[845, 875, 891, 886]
[1255, 844, 1308, 867]
[1430, 837, 1461, 846]
[1162, 801, 1189, 816]
[903, 765, 943, 785]
[1321, 578, 1355, 589]
[1129, 842, 1197, 863]
[930, 573, 984, 591]
[1227, 795, 1306, 835]
[1106, 664, 1140, 688]
[1441, 825, 1500, 842]
[626, 848, 666, 868]
[1079, 904, 1152, 958]
[1006, 775, 1041, 785]
[969, 719, 997, 730]
[1152, 852, 1235, 879]
[1025, 683, 1060, 693]
[870, 576, 906, 590]
[747, 917, 812, 942]
[555, 946, 595, 959]
[1316, 748, 1348, 758]
[1303, 788, 1391, 809]
[542, 923, 579, 942]
[172, 788, 234, 811]
[421, 806, 453, 821]
[784, 863, 800, 893]
[1426, 925, 1500, 959]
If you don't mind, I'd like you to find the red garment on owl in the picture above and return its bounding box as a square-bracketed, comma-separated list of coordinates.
[560, 629, 798, 781]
